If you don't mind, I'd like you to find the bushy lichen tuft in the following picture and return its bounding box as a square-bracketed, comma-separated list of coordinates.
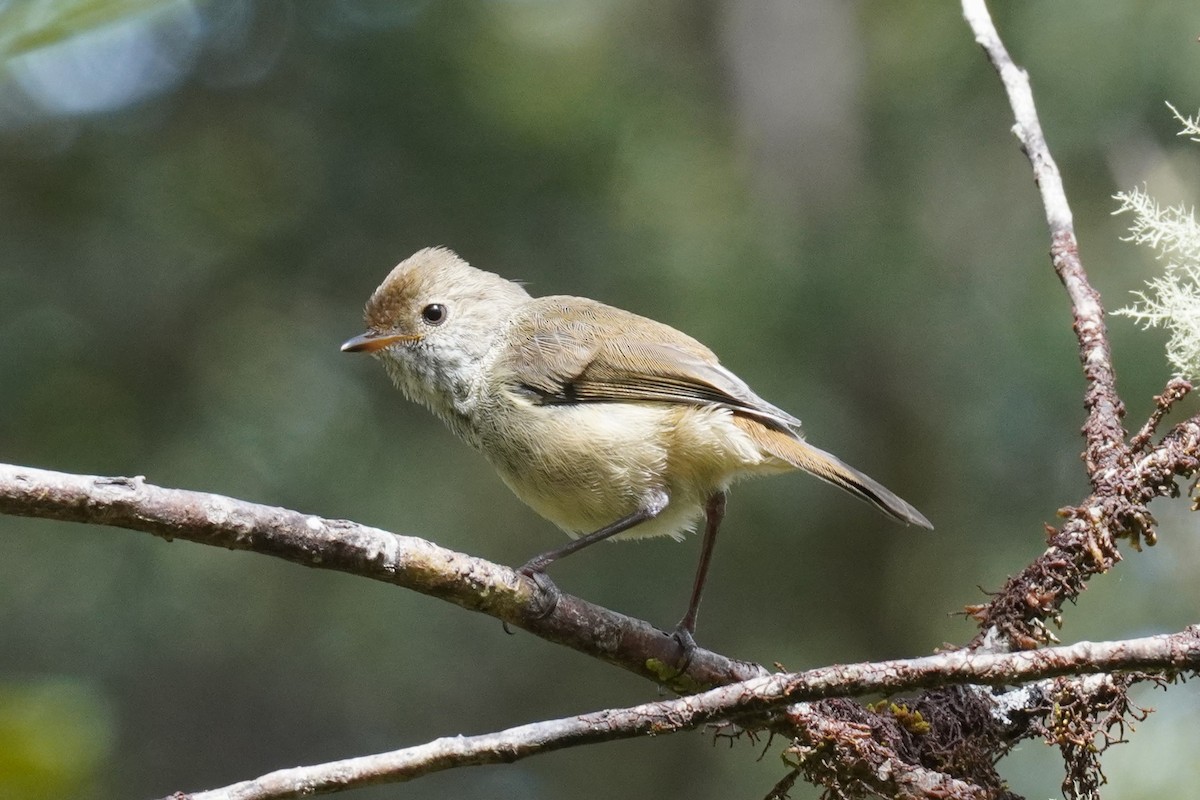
[1114, 104, 1200, 381]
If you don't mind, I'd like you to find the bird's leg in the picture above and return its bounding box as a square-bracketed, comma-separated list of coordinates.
[518, 490, 668, 619]
[673, 490, 727, 654]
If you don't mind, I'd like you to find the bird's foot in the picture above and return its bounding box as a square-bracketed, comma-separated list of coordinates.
[670, 623, 700, 675]
[517, 562, 562, 620]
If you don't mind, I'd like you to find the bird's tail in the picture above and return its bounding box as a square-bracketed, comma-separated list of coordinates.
[734, 417, 933, 529]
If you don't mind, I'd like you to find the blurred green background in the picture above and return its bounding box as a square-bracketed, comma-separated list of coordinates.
[2, 1, 1200, 798]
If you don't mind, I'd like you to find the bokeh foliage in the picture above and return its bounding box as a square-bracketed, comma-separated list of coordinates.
[2, 1, 1200, 798]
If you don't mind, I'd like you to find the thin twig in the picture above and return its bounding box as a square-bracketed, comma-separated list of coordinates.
[167, 626, 1200, 800]
[1130, 378, 1192, 453]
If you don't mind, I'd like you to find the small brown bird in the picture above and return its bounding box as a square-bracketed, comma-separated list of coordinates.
[343, 248, 931, 646]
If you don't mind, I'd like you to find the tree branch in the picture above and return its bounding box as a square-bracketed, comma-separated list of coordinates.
[961, 0, 1125, 475]
[1, 462, 988, 798]
[0, 461, 1013, 798]
[166, 626, 1200, 800]
[957, 0, 1200, 652]
[11, 460, 1192, 798]
[0, 463, 764, 691]
[781, 701, 996, 800]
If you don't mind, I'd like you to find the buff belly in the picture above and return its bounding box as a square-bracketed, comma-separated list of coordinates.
[473, 398, 790, 541]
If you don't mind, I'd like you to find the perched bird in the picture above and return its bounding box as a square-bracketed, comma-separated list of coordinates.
[342, 247, 932, 646]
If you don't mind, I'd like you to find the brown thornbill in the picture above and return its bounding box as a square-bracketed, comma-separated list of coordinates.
[343, 247, 932, 648]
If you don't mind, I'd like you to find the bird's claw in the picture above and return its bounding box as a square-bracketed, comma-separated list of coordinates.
[518, 564, 562, 620]
[670, 624, 699, 674]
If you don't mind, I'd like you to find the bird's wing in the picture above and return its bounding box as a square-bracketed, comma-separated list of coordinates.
[499, 297, 801, 432]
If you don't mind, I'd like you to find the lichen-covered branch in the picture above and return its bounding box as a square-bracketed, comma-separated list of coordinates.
[166, 626, 1200, 800]
[966, 407, 1200, 649]
[1129, 378, 1191, 453]
[955, 4, 1200, 797]
[783, 699, 999, 800]
[1034, 673, 1159, 800]
[958, 0, 1200, 655]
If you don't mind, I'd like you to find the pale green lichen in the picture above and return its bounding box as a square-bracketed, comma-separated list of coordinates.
[1114, 104, 1200, 381]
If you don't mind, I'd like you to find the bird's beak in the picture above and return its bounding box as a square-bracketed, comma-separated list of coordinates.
[340, 331, 417, 353]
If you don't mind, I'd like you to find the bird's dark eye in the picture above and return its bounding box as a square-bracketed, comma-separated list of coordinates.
[421, 304, 447, 325]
